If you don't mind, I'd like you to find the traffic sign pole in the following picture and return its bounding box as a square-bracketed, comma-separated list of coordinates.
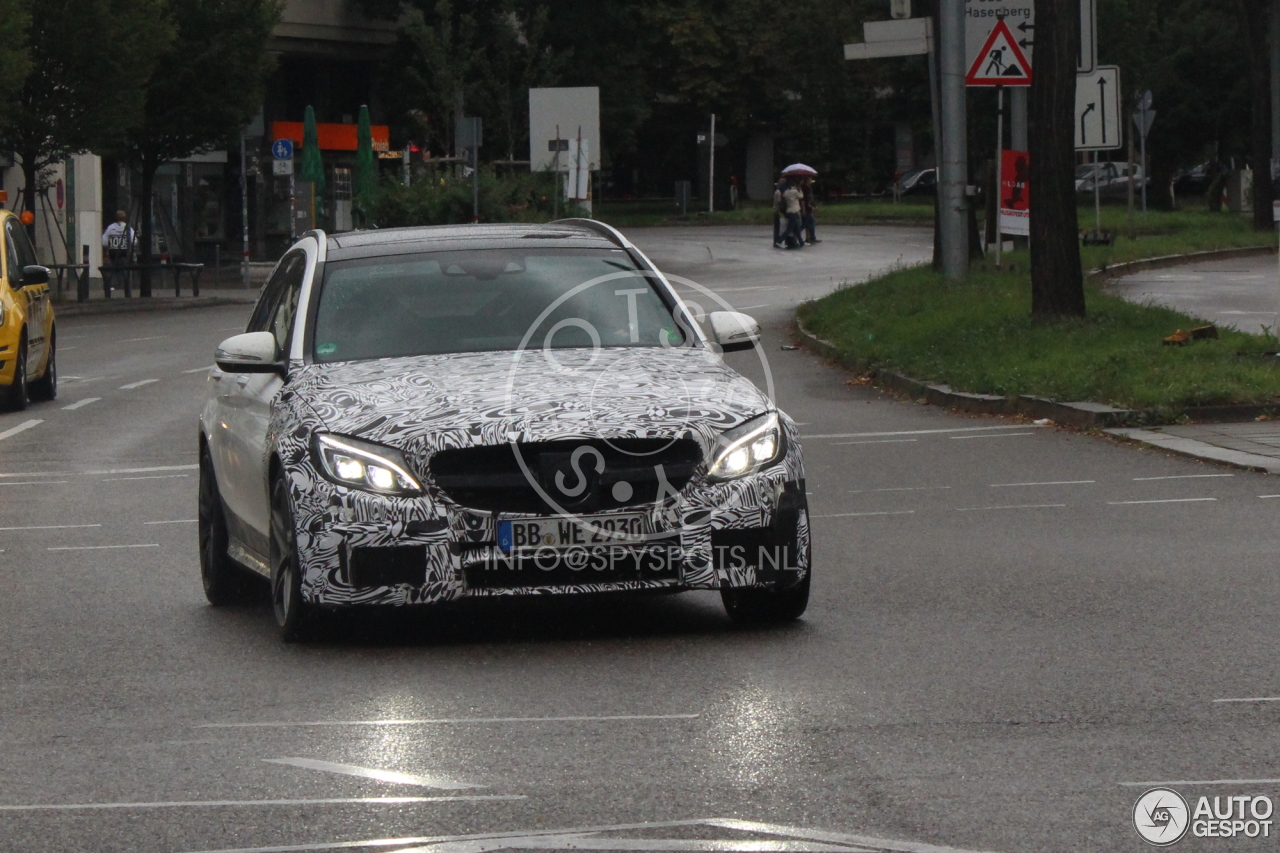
[995, 86, 1004, 267]
[940, 0, 969, 279]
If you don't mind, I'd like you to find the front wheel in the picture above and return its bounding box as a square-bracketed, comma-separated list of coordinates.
[198, 448, 251, 605]
[270, 474, 313, 641]
[721, 571, 811, 624]
[4, 333, 28, 411]
[30, 330, 56, 401]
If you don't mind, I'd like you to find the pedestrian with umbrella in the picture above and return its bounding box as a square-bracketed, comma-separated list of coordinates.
[779, 164, 815, 249]
[300, 105, 326, 230]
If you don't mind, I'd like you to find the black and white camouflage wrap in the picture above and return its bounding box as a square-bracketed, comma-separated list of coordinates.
[270, 345, 807, 606]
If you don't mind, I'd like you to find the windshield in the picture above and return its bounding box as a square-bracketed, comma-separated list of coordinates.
[312, 248, 688, 362]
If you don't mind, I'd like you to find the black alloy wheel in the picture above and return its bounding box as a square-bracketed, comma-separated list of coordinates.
[270, 474, 312, 641]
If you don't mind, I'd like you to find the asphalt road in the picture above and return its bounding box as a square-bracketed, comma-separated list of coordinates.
[2, 225, 1279, 853]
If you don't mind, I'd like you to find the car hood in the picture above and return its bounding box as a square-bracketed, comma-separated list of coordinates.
[288, 346, 772, 455]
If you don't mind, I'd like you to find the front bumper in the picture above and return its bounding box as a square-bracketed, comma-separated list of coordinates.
[286, 462, 809, 608]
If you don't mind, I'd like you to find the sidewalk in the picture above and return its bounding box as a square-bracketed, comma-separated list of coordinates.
[1108, 251, 1280, 473]
[53, 286, 259, 316]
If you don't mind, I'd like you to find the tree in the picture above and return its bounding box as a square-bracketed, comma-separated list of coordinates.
[1030, 0, 1085, 317]
[1237, 0, 1273, 230]
[0, 0, 30, 123]
[0, 0, 169, 237]
[120, 0, 282, 297]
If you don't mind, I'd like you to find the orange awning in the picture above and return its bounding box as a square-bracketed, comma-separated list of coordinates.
[271, 121, 390, 152]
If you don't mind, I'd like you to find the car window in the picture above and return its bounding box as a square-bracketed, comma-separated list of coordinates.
[247, 252, 305, 333]
[312, 248, 686, 363]
[4, 219, 37, 287]
[268, 255, 305, 355]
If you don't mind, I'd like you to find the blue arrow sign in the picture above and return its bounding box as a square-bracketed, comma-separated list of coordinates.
[271, 139, 294, 160]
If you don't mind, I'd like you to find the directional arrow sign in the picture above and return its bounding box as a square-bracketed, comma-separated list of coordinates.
[966, 0, 1035, 76]
[1075, 65, 1122, 151]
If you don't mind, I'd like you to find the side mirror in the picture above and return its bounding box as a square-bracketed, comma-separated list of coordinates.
[17, 265, 48, 288]
[708, 311, 761, 352]
[215, 331, 283, 375]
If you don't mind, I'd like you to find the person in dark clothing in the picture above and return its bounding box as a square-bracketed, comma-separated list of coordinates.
[801, 176, 820, 244]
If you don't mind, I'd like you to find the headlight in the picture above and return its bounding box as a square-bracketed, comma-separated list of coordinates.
[313, 433, 423, 497]
[707, 412, 785, 481]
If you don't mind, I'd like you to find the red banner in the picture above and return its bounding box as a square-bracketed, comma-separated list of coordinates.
[999, 149, 1030, 236]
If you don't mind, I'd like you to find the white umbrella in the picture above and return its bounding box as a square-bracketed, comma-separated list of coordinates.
[781, 163, 817, 176]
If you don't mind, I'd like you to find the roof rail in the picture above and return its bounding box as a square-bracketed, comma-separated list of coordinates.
[551, 218, 630, 249]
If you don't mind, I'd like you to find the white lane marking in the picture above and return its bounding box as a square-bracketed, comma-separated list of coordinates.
[0, 795, 522, 812]
[86, 464, 197, 476]
[1132, 473, 1234, 481]
[119, 378, 158, 390]
[0, 464, 198, 479]
[0, 523, 101, 531]
[990, 480, 1095, 488]
[60, 346, 77, 351]
[197, 713, 700, 729]
[263, 758, 482, 790]
[955, 504, 1066, 512]
[849, 486, 951, 493]
[1119, 778, 1280, 788]
[176, 817, 999, 853]
[120, 335, 169, 343]
[403, 837, 855, 851]
[102, 474, 190, 482]
[1213, 697, 1280, 703]
[0, 481, 68, 486]
[738, 303, 771, 310]
[950, 432, 1035, 440]
[1259, 495, 1280, 499]
[48, 544, 159, 551]
[804, 425, 1046, 440]
[144, 519, 197, 525]
[834, 439, 919, 445]
[814, 510, 915, 519]
[182, 365, 214, 374]
[0, 419, 42, 441]
[62, 397, 101, 410]
[1107, 498, 1218, 505]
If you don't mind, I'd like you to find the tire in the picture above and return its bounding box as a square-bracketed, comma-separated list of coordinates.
[29, 329, 56, 402]
[4, 332, 28, 411]
[198, 448, 251, 605]
[721, 571, 811, 625]
[270, 473, 313, 641]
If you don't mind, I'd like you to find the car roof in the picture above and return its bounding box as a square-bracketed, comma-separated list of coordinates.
[324, 222, 623, 261]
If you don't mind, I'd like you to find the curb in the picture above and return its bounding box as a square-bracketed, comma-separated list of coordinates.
[792, 318, 1134, 427]
[793, 318, 1280, 428]
[52, 295, 257, 317]
[1104, 428, 1280, 474]
[1088, 244, 1274, 284]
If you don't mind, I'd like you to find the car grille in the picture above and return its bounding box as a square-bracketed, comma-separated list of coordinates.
[429, 438, 702, 514]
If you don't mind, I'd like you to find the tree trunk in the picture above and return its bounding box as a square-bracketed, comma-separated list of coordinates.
[139, 158, 156, 298]
[1029, 0, 1085, 318]
[1239, 0, 1274, 230]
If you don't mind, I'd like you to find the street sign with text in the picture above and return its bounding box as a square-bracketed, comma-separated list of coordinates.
[1075, 65, 1122, 151]
[966, 0, 1034, 78]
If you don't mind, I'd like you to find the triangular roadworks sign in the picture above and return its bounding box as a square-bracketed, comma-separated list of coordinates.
[966, 19, 1033, 86]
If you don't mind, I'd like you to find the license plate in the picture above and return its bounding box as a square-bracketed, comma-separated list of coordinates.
[497, 514, 648, 552]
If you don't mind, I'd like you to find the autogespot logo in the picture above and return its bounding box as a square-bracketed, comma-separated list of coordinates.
[1134, 788, 1190, 846]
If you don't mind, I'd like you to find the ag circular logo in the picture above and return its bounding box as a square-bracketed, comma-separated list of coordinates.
[1134, 787, 1190, 846]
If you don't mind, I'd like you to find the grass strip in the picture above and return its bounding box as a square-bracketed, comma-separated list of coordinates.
[797, 209, 1280, 415]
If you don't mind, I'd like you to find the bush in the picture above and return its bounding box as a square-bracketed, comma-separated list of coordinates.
[360, 167, 578, 227]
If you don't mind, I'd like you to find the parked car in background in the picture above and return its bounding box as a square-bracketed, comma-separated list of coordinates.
[1075, 161, 1146, 199]
[0, 209, 56, 410]
[898, 167, 937, 196]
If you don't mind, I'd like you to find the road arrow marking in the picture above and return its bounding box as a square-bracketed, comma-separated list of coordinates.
[263, 757, 482, 790]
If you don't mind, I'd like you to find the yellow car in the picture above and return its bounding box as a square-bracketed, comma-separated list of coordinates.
[0, 209, 55, 410]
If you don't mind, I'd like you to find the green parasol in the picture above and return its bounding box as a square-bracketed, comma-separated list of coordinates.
[354, 104, 377, 210]
[299, 105, 325, 226]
